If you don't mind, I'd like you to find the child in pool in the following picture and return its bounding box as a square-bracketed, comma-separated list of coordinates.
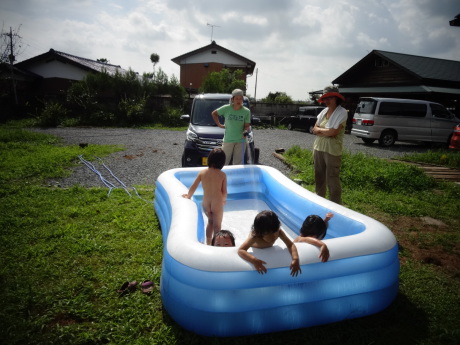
[294, 212, 333, 262]
[182, 148, 227, 245]
[238, 210, 301, 276]
[212, 230, 235, 247]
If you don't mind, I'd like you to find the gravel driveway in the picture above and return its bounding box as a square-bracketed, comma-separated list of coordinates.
[32, 127, 430, 188]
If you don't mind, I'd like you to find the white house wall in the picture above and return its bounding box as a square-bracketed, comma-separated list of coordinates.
[24, 60, 88, 80]
[179, 50, 245, 65]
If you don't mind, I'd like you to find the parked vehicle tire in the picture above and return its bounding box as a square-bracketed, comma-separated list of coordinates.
[378, 130, 397, 147]
[362, 138, 375, 144]
[308, 125, 314, 134]
[287, 123, 294, 130]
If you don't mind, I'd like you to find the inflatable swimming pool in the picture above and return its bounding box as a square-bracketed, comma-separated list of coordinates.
[154, 165, 399, 337]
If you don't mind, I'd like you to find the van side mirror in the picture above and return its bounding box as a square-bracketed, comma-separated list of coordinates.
[180, 115, 190, 122]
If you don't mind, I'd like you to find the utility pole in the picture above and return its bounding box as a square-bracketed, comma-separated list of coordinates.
[3, 27, 19, 105]
[254, 68, 258, 102]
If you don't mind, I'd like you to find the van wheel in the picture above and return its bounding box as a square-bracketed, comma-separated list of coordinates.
[308, 125, 314, 134]
[287, 123, 293, 130]
[379, 130, 397, 147]
[362, 138, 375, 144]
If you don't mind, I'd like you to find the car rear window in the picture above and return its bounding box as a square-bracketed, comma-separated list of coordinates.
[378, 102, 426, 117]
[355, 99, 377, 114]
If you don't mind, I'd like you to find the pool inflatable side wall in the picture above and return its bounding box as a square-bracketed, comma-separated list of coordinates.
[154, 165, 400, 337]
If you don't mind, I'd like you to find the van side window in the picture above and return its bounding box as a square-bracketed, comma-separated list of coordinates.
[378, 102, 426, 117]
[430, 103, 452, 119]
[402, 103, 427, 117]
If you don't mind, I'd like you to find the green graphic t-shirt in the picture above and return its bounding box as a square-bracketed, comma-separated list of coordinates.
[216, 104, 251, 143]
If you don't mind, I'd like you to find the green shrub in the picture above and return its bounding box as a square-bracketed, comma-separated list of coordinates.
[119, 96, 147, 124]
[36, 102, 68, 127]
[284, 148, 436, 193]
[157, 107, 183, 127]
[399, 149, 460, 169]
[66, 82, 98, 122]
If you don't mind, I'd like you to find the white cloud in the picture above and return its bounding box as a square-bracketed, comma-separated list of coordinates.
[1, 0, 459, 100]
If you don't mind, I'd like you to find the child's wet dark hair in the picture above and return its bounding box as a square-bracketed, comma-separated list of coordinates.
[300, 215, 327, 240]
[208, 148, 226, 169]
[252, 210, 280, 237]
[211, 230, 235, 246]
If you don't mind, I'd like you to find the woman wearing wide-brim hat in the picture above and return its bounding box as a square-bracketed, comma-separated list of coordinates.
[312, 86, 348, 204]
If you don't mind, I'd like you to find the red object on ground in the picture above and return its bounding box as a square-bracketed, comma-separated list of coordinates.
[449, 124, 460, 150]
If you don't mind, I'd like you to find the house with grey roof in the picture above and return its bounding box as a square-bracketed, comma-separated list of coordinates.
[13, 48, 130, 98]
[171, 40, 256, 94]
[323, 50, 460, 116]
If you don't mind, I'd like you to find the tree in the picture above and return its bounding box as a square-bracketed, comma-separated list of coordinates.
[97, 58, 109, 64]
[150, 53, 160, 73]
[200, 68, 246, 93]
[261, 92, 293, 103]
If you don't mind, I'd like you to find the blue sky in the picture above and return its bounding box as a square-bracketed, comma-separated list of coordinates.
[1, 0, 459, 100]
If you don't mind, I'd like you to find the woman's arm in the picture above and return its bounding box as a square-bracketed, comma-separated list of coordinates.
[313, 124, 343, 137]
[279, 230, 301, 276]
[238, 238, 267, 274]
[212, 110, 225, 128]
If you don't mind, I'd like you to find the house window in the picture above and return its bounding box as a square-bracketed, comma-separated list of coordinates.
[211, 50, 217, 54]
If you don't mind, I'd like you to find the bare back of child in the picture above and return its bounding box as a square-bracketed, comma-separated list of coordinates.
[182, 148, 227, 245]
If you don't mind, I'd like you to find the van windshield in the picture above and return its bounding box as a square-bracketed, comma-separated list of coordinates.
[356, 99, 377, 114]
[191, 98, 250, 126]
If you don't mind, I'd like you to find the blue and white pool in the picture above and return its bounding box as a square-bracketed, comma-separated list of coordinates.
[154, 165, 399, 337]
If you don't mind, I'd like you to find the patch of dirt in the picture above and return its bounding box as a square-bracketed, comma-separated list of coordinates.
[372, 213, 460, 278]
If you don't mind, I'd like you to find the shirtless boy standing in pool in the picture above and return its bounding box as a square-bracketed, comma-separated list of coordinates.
[182, 148, 227, 245]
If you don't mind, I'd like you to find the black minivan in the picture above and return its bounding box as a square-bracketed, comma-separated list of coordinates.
[180, 93, 259, 167]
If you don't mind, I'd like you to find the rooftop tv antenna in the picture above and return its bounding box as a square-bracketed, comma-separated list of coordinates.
[207, 23, 220, 42]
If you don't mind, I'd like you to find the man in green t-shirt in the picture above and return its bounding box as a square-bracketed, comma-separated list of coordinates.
[211, 89, 251, 165]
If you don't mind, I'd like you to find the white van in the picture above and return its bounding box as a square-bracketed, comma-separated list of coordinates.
[351, 97, 459, 146]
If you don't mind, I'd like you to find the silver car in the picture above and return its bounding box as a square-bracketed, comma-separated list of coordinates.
[351, 97, 459, 147]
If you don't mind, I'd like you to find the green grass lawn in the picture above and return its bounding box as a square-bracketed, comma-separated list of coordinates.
[0, 125, 459, 344]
